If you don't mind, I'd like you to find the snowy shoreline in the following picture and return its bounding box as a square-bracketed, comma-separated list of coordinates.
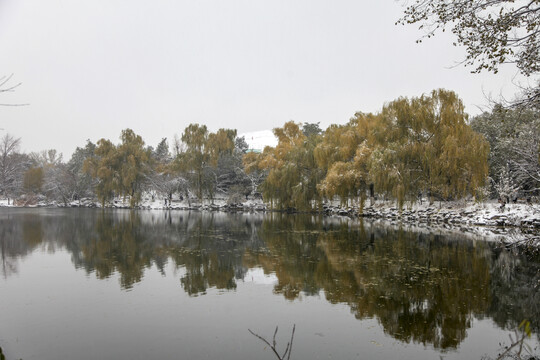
[327, 200, 540, 247]
[1, 197, 539, 246]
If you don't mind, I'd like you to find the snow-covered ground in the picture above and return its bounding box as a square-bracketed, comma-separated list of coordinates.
[1, 195, 539, 246]
[363, 199, 540, 228]
[368, 200, 540, 245]
[3, 194, 539, 227]
[239, 130, 277, 151]
[0, 199, 13, 207]
[322, 199, 540, 246]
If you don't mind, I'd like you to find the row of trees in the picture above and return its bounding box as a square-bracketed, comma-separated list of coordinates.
[246, 89, 489, 210]
[0, 89, 538, 209]
[0, 126, 251, 207]
[2, 1, 540, 209]
[0, 135, 70, 205]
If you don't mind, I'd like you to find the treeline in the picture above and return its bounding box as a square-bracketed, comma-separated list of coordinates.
[0, 89, 538, 209]
[0, 125, 251, 207]
[247, 89, 488, 210]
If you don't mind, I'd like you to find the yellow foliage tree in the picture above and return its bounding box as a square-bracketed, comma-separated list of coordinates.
[316, 113, 377, 207]
[369, 89, 489, 207]
[84, 129, 149, 206]
[247, 121, 324, 210]
[176, 124, 237, 201]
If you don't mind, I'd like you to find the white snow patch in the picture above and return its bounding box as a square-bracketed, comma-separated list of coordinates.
[0, 199, 14, 207]
[240, 130, 277, 151]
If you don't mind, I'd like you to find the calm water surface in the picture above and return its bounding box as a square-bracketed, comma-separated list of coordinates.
[0, 208, 538, 360]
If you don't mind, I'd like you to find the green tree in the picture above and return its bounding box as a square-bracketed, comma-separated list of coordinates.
[153, 137, 171, 165]
[67, 140, 97, 202]
[302, 122, 322, 138]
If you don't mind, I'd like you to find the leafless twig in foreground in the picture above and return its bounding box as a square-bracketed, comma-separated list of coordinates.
[0, 74, 29, 106]
[248, 324, 296, 360]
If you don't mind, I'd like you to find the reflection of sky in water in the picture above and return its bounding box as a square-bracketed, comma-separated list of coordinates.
[0, 208, 539, 360]
[243, 268, 278, 285]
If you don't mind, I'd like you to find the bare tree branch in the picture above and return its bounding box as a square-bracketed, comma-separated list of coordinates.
[398, 0, 540, 108]
[248, 324, 296, 360]
[0, 74, 29, 106]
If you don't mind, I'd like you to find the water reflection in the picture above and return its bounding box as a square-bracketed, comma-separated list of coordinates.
[0, 208, 538, 350]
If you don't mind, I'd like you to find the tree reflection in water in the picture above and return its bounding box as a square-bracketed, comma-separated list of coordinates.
[254, 215, 491, 349]
[0, 208, 538, 350]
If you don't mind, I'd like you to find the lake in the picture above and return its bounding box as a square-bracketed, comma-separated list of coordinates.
[0, 208, 538, 360]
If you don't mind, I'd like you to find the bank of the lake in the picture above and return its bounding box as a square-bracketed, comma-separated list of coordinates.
[2, 196, 539, 247]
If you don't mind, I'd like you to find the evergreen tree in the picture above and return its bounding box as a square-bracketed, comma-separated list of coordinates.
[67, 140, 97, 202]
[153, 138, 171, 164]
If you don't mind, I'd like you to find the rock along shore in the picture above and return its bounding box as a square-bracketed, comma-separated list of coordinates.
[2, 197, 539, 246]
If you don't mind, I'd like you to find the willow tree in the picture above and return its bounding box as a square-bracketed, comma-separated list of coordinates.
[84, 129, 149, 206]
[176, 124, 209, 201]
[247, 121, 323, 210]
[314, 119, 363, 171]
[84, 138, 118, 205]
[286, 128, 325, 210]
[176, 125, 237, 202]
[370, 89, 489, 207]
[315, 113, 378, 207]
[117, 129, 150, 205]
[207, 128, 236, 165]
[261, 121, 307, 209]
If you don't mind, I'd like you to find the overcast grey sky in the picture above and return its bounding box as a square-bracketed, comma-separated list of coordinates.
[0, 0, 521, 158]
